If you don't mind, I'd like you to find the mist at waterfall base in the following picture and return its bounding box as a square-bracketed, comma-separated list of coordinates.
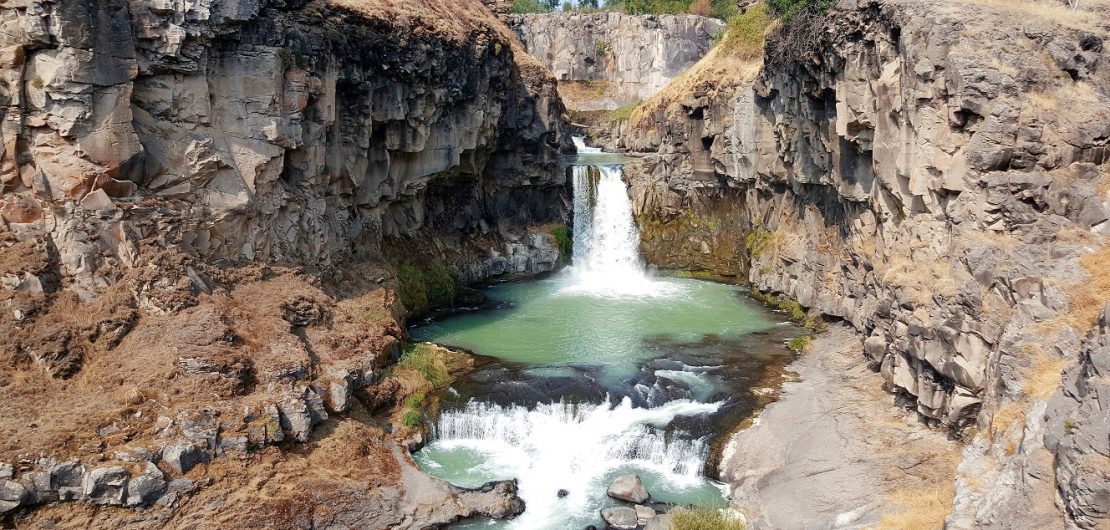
[410, 140, 801, 529]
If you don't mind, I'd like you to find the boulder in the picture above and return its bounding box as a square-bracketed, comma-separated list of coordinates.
[600, 506, 639, 529]
[125, 462, 166, 507]
[635, 504, 656, 525]
[0, 463, 12, 479]
[163, 442, 208, 474]
[644, 513, 674, 530]
[83, 466, 128, 505]
[606, 474, 649, 504]
[0, 480, 28, 513]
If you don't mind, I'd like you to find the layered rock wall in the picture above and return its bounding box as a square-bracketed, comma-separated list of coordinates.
[0, 0, 568, 524]
[1, 0, 570, 289]
[608, 0, 1110, 527]
[510, 13, 724, 110]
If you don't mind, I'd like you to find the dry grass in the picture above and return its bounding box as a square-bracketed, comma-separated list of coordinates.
[962, 0, 1109, 31]
[879, 451, 962, 530]
[329, 0, 511, 42]
[1021, 343, 1070, 400]
[1059, 244, 1110, 330]
[878, 483, 956, 530]
[631, 5, 774, 125]
[989, 402, 1025, 441]
[880, 255, 958, 308]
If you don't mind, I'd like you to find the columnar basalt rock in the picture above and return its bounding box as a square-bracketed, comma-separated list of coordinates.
[607, 0, 1109, 527]
[0, 0, 565, 525]
[510, 13, 724, 110]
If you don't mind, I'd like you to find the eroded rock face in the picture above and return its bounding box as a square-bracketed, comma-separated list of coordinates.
[1, 0, 570, 278]
[606, 0, 1109, 527]
[510, 13, 723, 110]
[0, 0, 554, 525]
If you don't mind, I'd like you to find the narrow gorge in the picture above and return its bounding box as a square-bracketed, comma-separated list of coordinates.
[0, 0, 1107, 529]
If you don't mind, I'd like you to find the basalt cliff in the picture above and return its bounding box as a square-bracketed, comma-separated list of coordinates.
[591, 0, 1110, 527]
[0, 0, 568, 526]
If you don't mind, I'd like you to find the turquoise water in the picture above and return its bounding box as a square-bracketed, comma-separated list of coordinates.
[411, 273, 778, 382]
[409, 271, 797, 529]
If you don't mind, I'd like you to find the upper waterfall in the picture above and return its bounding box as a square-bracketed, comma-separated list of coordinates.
[566, 138, 678, 298]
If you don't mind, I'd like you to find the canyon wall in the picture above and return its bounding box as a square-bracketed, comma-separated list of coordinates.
[510, 13, 724, 110]
[0, 0, 567, 525]
[607, 0, 1110, 527]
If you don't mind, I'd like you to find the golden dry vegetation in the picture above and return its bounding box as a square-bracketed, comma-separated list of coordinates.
[631, 4, 775, 126]
[877, 453, 962, 530]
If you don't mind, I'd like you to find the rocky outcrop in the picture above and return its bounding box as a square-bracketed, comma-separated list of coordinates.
[510, 13, 723, 110]
[1044, 303, 1110, 528]
[0, 0, 564, 525]
[607, 0, 1109, 527]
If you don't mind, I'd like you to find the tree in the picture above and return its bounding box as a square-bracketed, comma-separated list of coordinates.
[562, 1, 574, 11]
[541, 0, 560, 10]
[688, 0, 712, 16]
[580, 0, 600, 9]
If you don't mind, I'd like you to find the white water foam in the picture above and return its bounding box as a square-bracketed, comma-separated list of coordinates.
[429, 397, 720, 529]
[572, 136, 604, 154]
[565, 141, 683, 299]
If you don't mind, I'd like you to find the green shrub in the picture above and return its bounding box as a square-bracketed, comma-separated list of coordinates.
[744, 225, 776, 258]
[405, 392, 426, 409]
[595, 39, 610, 56]
[394, 261, 457, 315]
[511, 0, 555, 13]
[671, 506, 746, 530]
[401, 410, 423, 427]
[424, 262, 457, 308]
[787, 335, 815, 352]
[396, 263, 429, 315]
[605, 104, 639, 122]
[766, 0, 834, 21]
[550, 225, 572, 261]
[398, 343, 451, 388]
[716, 3, 770, 59]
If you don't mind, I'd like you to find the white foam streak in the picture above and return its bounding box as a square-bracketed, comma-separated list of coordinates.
[572, 136, 604, 153]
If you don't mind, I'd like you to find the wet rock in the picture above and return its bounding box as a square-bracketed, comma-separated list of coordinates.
[606, 474, 649, 504]
[600, 506, 639, 529]
[635, 504, 656, 525]
[557, 488, 569, 498]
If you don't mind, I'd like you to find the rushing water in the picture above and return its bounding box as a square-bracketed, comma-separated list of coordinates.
[410, 138, 801, 529]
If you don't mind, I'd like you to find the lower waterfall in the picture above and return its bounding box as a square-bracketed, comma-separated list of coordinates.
[419, 398, 722, 528]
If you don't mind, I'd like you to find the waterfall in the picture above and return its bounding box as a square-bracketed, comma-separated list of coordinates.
[427, 397, 720, 528]
[566, 137, 678, 298]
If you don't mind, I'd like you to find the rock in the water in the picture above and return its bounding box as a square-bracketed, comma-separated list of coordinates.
[600, 506, 639, 529]
[644, 513, 673, 530]
[606, 474, 649, 504]
[557, 488, 569, 498]
[635, 504, 656, 525]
